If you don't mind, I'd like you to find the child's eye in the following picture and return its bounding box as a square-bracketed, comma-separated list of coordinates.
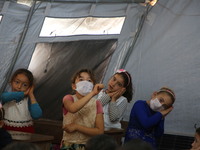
[117, 83, 123, 87]
[88, 79, 92, 82]
[159, 98, 164, 103]
[22, 83, 28, 87]
[14, 81, 19, 84]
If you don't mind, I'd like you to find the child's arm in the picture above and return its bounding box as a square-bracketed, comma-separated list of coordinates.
[28, 103, 42, 119]
[63, 113, 104, 136]
[27, 85, 42, 119]
[64, 84, 104, 113]
[0, 92, 24, 104]
[108, 99, 127, 122]
[134, 101, 163, 129]
[154, 118, 164, 137]
[98, 92, 111, 106]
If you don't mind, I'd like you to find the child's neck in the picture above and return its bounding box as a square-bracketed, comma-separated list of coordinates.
[75, 93, 84, 99]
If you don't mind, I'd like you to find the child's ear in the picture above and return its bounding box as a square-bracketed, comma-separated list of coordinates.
[72, 83, 76, 90]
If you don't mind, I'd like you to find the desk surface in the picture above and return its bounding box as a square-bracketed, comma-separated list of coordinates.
[8, 130, 54, 143]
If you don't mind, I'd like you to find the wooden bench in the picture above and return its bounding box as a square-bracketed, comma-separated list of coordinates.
[8, 130, 54, 150]
[33, 119, 129, 146]
[33, 119, 63, 144]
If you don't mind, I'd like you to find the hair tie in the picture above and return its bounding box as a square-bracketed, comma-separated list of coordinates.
[116, 69, 130, 87]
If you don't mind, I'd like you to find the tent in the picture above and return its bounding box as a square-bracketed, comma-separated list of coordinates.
[0, 0, 200, 140]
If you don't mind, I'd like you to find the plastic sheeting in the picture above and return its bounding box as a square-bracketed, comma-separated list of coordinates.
[0, 0, 200, 136]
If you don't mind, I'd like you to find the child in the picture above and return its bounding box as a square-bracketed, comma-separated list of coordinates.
[124, 87, 175, 150]
[97, 69, 133, 129]
[0, 106, 12, 149]
[121, 139, 153, 150]
[0, 68, 42, 133]
[85, 134, 119, 150]
[61, 69, 104, 150]
[190, 127, 200, 150]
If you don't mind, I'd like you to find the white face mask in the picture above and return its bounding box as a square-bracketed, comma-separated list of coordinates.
[150, 98, 164, 111]
[75, 80, 94, 96]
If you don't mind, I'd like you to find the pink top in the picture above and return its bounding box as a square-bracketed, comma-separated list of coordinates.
[63, 95, 103, 115]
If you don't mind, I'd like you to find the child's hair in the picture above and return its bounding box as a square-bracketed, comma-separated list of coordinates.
[0, 108, 5, 121]
[157, 87, 176, 104]
[196, 127, 200, 136]
[122, 138, 153, 150]
[10, 68, 34, 87]
[3, 142, 41, 150]
[85, 134, 118, 150]
[71, 69, 96, 84]
[115, 69, 134, 102]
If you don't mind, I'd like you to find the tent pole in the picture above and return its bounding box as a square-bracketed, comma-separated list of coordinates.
[0, 0, 36, 96]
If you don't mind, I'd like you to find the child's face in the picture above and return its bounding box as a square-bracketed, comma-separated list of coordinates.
[11, 73, 30, 92]
[72, 72, 93, 89]
[107, 74, 125, 93]
[152, 92, 173, 110]
[191, 133, 200, 149]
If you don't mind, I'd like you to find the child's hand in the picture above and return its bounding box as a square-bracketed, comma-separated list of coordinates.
[63, 123, 77, 133]
[160, 106, 173, 117]
[24, 88, 30, 96]
[92, 84, 104, 95]
[110, 88, 126, 101]
[27, 85, 34, 96]
[26, 85, 37, 104]
[24, 85, 34, 96]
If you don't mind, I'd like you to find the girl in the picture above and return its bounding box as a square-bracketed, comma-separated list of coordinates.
[124, 87, 175, 150]
[190, 127, 200, 150]
[0, 68, 42, 133]
[97, 69, 134, 129]
[61, 69, 104, 150]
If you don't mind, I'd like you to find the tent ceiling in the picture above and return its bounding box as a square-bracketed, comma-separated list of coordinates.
[16, 0, 146, 4]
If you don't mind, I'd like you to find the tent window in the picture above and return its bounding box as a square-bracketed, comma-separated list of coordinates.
[17, 0, 33, 6]
[28, 39, 117, 119]
[39, 17, 125, 37]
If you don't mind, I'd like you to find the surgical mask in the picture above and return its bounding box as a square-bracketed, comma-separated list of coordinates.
[150, 98, 164, 111]
[75, 80, 94, 96]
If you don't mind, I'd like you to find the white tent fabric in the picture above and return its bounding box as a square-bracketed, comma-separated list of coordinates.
[0, 0, 200, 136]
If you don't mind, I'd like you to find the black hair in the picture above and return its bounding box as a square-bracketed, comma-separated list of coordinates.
[85, 134, 118, 150]
[122, 139, 153, 150]
[196, 127, 200, 136]
[11, 68, 34, 87]
[115, 71, 134, 102]
[2, 142, 41, 150]
[0, 108, 5, 121]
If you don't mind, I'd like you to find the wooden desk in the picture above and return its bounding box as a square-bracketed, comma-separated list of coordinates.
[8, 130, 54, 150]
[104, 128, 124, 145]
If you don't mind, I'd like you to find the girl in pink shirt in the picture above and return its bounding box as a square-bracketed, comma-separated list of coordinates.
[61, 69, 104, 150]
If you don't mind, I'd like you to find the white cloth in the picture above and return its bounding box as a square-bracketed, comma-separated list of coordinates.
[3, 97, 33, 127]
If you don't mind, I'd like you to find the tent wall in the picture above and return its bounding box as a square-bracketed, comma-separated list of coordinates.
[121, 0, 200, 136]
[0, 0, 200, 136]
